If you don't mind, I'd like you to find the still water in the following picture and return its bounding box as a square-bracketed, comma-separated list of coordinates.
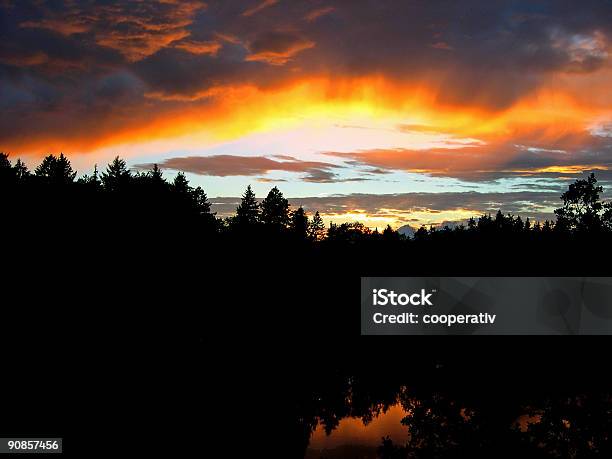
[304, 400, 541, 459]
[306, 403, 408, 459]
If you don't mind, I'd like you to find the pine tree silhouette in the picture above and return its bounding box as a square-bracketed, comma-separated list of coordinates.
[101, 156, 131, 192]
[260, 186, 290, 228]
[290, 206, 309, 239]
[235, 185, 260, 226]
[308, 211, 325, 241]
[35, 153, 76, 185]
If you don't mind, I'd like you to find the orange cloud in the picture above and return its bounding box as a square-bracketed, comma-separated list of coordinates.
[20, 18, 90, 36]
[246, 31, 315, 65]
[3, 72, 612, 173]
[18, 1, 206, 62]
[172, 39, 222, 55]
[0, 50, 49, 67]
[304, 6, 335, 22]
[242, 0, 278, 17]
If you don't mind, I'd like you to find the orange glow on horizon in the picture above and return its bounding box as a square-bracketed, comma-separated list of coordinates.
[5, 73, 612, 166]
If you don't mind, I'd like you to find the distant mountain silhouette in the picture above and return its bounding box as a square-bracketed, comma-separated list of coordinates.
[397, 224, 417, 238]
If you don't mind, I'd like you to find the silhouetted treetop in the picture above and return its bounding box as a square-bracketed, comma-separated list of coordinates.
[3, 153, 612, 253]
[234, 185, 260, 227]
[308, 211, 326, 242]
[290, 206, 309, 239]
[554, 173, 612, 232]
[101, 156, 131, 192]
[172, 172, 190, 194]
[261, 186, 290, 228]
[34, 153, 76, 185]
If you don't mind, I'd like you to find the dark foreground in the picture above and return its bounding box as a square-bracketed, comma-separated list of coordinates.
[2, 156, 612, 457]
[3, 235, 611, 458]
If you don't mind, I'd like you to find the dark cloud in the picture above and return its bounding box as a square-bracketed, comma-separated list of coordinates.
[135, 154, 380, 183]
[135, 154, 347, 183]
[246, 31, 315, 65]
[242, 0, 278, 18]
[323, 128, 612, 182]
[132, 48, 247, 100]
[16, 1, 206, 62]
[4, 1, 612, 104]
[210, 190, 564, 223]
[2, 1, 612, 150]
[304, 6, 336, 23]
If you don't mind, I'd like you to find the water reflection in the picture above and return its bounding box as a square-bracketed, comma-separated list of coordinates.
[296, 369, 612, 459]
[307, 404, 408, 458]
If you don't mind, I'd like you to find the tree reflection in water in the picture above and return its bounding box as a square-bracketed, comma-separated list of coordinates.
[297, 363, 611, 459]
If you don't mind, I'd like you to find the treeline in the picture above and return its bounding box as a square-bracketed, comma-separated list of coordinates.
[3, 153, 612, 245]
[0, 153, 612, 252]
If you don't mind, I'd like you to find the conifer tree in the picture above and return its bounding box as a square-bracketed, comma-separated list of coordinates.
[35, 153, 76, 185]
[78, 165, 102, 189]
[308, 211, 326, 241]
[101, 156, 131, 192]
[14, 159, 30, 182]
[260, 186, 290, 228]
[235, 185, 260, 226]
[290, 206, 309, 239]
[192, 186, 212, 216]
[172, 172, 190, 194]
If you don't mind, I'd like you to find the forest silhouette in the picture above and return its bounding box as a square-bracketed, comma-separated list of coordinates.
[2, 153, 612, 458]
[2, 151, 612, 340]
[3, 152, 612, 252]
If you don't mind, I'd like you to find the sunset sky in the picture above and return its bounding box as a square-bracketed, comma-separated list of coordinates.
[2, 0, 612, 228]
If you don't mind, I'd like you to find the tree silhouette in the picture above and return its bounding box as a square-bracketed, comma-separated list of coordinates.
[101, 156, 131, 192]
[382, 224, 401, 242]
[150, 164, 164, 184]
[172, 172, 190, 194]
[260, 186, 290, 228]
[3, 152, 612, 268]
[193, 187, 212, 215]
[554, 173, 611, 232]
[4, 152, 611, 245]
[326, 221, 373, 244]
[78, 165, 101, 189]
[172, 171, 212, 217]
[34, 153, 76, 185]
[414, 226, 428, 242]
[234, 185, 260, 227]
[14, 159, 29, 181]
[309, 211, 326, 241]
[0, 153, 14, 185]
[2, 152, 612, 459]
[290, 206, 309, 239]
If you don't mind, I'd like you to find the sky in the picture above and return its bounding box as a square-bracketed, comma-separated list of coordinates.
[2, 0, 612, 228]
